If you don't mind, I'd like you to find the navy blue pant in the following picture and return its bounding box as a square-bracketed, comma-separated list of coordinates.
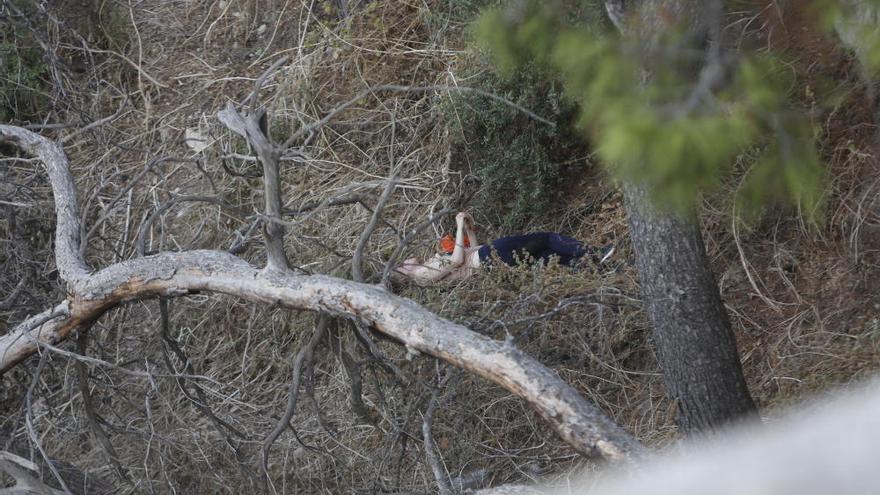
[477, 232, 589, 267]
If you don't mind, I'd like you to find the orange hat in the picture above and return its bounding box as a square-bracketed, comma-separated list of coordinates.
[439, 234, 469, 254]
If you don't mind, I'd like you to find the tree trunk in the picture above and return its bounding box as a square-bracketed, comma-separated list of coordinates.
[605, 0, 759, 434]
[624, 184, 756, 433]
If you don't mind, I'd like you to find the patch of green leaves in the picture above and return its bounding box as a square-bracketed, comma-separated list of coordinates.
[0, 41, 49, 122]
[476, 1, 832, 222]
[444, 60, 591, 229]
[439, 1, 609, 229]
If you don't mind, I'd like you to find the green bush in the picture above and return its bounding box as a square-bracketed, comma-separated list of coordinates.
[439, 1, 611, 229]
[445, 61, 592, 229]
[0, 41, 48, 122]
[476, 1, 827, 221]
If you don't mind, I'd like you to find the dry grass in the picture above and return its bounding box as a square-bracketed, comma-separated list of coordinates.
[1, 0, 880, 494]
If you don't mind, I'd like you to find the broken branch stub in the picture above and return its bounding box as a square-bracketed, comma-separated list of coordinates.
[217, 103, 289, 270]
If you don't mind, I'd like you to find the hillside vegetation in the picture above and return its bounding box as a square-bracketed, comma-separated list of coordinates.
[1, 1, 879, 493]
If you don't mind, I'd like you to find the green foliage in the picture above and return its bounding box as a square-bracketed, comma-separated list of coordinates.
[439, 1, 608, 229]
[0, 41, 49, 122]
[445, 60, 592, 229]
[475, 1, 833, 221]
[825, 0, 880, 78]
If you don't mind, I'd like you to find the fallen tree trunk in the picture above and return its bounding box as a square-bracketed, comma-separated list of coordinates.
[0, 124, 644, 463]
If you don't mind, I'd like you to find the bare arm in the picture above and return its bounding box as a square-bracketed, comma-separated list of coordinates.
[393, 213, 475, 285]
[449, 212, 470, 266]
[394, 257, 459, 285]
[459, 211, 480, 248]
[465, 224, 479, 248]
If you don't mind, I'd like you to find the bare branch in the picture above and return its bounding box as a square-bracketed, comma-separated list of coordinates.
[218, 103, 289, 270]
[0, 249, 642, 461]
[82, 156, 200, 256]
[246, 56, 290, 113]
[423, 383, 453, 495]
[60, 97, 129, 145]
[352, 177, 397, 283]
[74, 332, 130, 486]
[0, 125, 90, 285]
[0, 276, 28, 311]
[25, 353, 73, 494]
[261, 314, 329, 493]
[0, 451, 64, 495]
[327, 325, 372, 422]
[135, 195, 248, 256]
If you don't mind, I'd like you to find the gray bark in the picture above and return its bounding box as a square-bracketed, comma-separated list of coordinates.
[624, 185, 756, 432]
[605, 1, 758, 433]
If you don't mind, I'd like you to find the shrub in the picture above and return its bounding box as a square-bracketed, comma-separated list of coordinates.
[0, 40, 48, 122]
[446, 60, 593, 229]
[443, 1, 609, 230]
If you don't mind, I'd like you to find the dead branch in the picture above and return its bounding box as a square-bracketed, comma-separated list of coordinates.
[0, 250, 642, 461]
[327, 325, 372, 423]
[135, 195, 248, 256]
[82, 155, 201, 256]
[74, 332, 130, 485]
[0, 277, 28, 311]
[261, 314, 330, 492]
[352, 177, 397, 283]
[0, 450, 63, 495]
[423, 380, 453, 495]
[0, 124, 644, 462]
[217, 103, 289, 270]
[25, 353, 72, 494]
[0, 125, 90, 286]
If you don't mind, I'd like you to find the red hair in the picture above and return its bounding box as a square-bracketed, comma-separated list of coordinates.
[439, 234, 469, 254]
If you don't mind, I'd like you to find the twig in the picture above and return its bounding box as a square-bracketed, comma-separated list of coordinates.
[75, 331, 131, 485]
[136, 195, 248, 256]
[0, 450, 64, 495]
[157, 298, 260, 486]
[60, 97, 129, 145]
[0, 276, 28, 310]
[327, 326, 372, 423]
[352, 177, 397, 283]
[246, 56, 290, 113]
[26, 351, 73, 494]
[261, 315, 330, 493]
[381, 208, 455, 287]
[422, 382, 453, 495]
[81, 155, 199, 257]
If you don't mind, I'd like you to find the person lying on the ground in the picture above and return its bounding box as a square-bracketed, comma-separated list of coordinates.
[391, 212, 612, 286]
